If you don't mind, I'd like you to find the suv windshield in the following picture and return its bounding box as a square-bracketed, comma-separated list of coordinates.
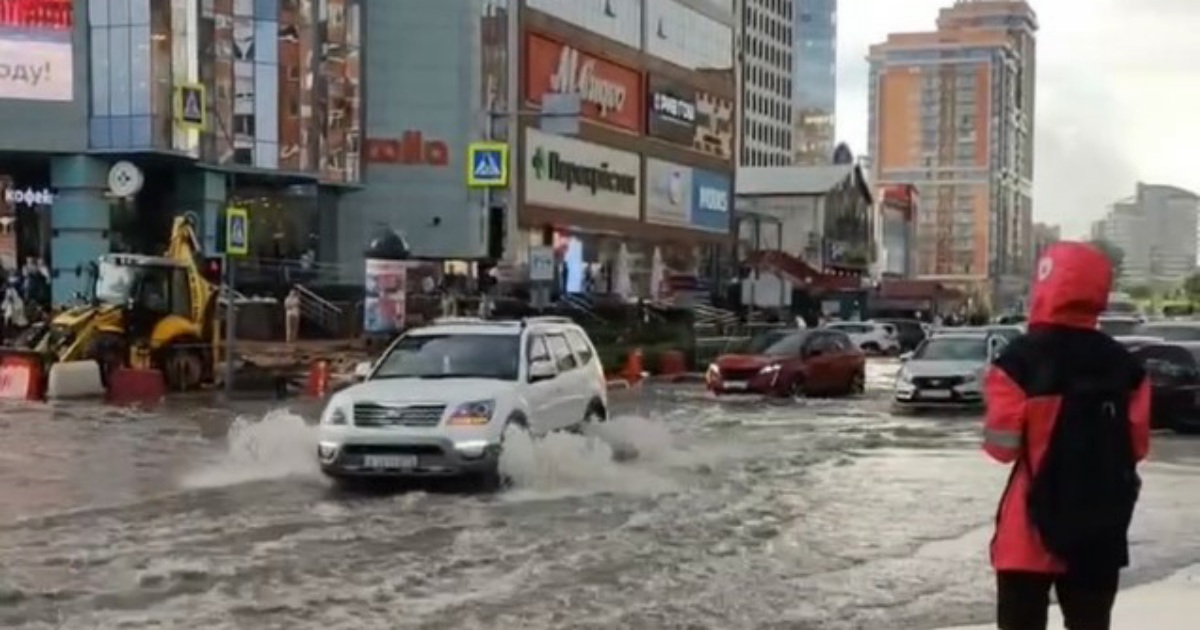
[914, 337, 988, 361]
[373, 334, 520, 380]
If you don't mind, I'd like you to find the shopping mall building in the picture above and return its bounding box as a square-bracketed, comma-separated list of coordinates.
[345, 0, 738, 296]
[1, 0, 361, 304]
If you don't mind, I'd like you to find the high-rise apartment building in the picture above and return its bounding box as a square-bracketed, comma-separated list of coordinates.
[793, 0, 837, 165]
[867, 0, 1037, 308]
[739, 0, 795, 167]
[1090, 183, 1199, 285]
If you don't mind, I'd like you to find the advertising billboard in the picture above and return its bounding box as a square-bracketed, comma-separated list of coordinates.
[645, 158, 693, 227]
[525, 33, 643, 133]
[690, 169, 731, 233]
[646, 75, 697, 146]
[0, 0, 73, 102]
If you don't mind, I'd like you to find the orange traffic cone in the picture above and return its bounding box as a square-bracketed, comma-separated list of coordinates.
[622, 348, 644, 386]
[306, 359, 330, 398]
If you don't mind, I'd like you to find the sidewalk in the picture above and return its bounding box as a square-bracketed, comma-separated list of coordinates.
[939, 565, 1200, 629]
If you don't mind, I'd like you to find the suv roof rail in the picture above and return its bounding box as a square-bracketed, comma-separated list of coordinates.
[430, 316, 489, 325]
[522, 315, 574, 326]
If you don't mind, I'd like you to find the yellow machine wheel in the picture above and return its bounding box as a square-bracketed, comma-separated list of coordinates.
[86, 332, 127, 388]
[161, 344, 205, 392]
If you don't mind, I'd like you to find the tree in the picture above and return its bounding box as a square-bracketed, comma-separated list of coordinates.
[1184, 272, 1200, 299]
[1126, 284, 1153, 300]
[1089, 239, 1124, 277]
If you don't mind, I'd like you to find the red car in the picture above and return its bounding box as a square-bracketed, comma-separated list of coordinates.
[706, 329, 866, 397]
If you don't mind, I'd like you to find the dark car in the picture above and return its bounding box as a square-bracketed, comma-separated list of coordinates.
[706, 329, 865, 398]
[1133, 321, 1200, 342]
[1114, 335, 1165, 352]
[875, 318, 928, 351]
[1098, 315, 1143, 337]
[1131, 341, 1200, 433]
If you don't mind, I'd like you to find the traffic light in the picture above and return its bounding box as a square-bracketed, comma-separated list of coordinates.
[486, 205, 506, 260]
[202, 256, 223, 283]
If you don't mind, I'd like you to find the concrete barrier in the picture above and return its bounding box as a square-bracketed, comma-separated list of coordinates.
[46, 361, 106, 400]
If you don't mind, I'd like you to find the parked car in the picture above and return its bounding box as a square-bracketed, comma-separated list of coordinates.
[1114, 335, 1164, 352]
[874, 318, 928, 352]
[1097, 315, 1142, 337]
[893, 332, 1007, 411]
[1131, 341, 1200, 432]
[316, 316, 608, 488]
[932, 325, 1024, 344]
[822, 321, 901, 355]
[1133, 320, 1200, 342]
[706, 329, 865, 398]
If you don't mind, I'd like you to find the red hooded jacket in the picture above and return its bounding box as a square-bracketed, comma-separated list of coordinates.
[983, 242, 1150, 573]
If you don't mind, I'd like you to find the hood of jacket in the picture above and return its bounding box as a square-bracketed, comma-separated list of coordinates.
[1028, 241, 1112, 329]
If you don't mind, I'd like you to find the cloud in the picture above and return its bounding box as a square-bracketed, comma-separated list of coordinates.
[833, 0, 1200, 238]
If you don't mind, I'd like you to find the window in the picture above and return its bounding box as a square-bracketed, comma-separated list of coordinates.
[527, 335, 551, 362]
[375, 334, 522, 381]
[546, 334, 578, 371]
[564, 330, 594, 365]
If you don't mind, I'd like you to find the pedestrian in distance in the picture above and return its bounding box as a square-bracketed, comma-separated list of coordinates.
[284, 288, 302, 344]
[982, 241, 1150, 630]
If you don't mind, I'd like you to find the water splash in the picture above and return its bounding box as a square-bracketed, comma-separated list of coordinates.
[498, 415, 680, 498]
[179, 409, 320, 488]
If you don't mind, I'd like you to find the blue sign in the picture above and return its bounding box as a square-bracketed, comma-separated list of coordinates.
[466, 142, 509, 187]
[690, 169, 731, 233]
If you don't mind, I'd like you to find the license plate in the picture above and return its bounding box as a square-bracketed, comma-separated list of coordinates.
[362, 454, 417, 469]
[920, 390, 952, 400]
[723, 380, 748, 390]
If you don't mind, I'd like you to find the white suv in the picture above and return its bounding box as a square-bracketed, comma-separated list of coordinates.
[317, 317, 608, 487]
[822, 321, 901, 355]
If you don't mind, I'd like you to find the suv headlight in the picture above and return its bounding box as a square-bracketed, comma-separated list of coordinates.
[447, 400, 495, 426]
[322, 407, 347, 425]
[896, 368, 912, 384]
[961, 372, 978, 384]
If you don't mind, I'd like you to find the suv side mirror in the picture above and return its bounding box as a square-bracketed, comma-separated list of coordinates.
[353, 361, 372, 380]
[529, 358, 557, 382]
[899, 351, 913, 362]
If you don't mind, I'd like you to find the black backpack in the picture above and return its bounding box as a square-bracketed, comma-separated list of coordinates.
[1025, 378, 1141, 568]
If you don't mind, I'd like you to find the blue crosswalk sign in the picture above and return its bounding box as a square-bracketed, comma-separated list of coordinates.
[467, 142, 509, 188]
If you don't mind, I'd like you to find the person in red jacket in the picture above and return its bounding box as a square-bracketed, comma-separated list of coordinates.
[983, 241, 1150, 630]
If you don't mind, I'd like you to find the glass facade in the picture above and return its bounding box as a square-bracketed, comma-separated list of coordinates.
[525, 0, 640, 50]
[86, 0, 362, 184]
[793, 0, 835, 165]
[646, 0, 733, 71]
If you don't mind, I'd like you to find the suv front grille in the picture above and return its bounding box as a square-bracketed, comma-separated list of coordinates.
[353, 403, 446, 427]
[913, 376, 965, 388]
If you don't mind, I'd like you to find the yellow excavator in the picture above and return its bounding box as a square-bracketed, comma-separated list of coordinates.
[14, 215, 220, 391]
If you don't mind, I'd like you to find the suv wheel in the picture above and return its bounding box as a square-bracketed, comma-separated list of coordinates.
[475, 415, 528, 491]
[862, 342, 882, 355]
[584, 400, 607, 424]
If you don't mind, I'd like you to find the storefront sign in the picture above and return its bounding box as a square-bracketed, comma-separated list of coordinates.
[690, 169, 731, 233]
[524, 128, 640, 219]
[525, 34, 642, 132]
[694, 91, 735, 160]
[3, 187, 53, 206]
[645, 159, 693, 227]
[0, 0, 73, 102]
[365, 131, 449, 166]
[646, 75, 697, 146]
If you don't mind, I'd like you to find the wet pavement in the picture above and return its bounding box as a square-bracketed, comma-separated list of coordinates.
[0, 360, 1198, 629]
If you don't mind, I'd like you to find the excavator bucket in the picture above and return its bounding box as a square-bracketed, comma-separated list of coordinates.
[45, 360, 105, 400]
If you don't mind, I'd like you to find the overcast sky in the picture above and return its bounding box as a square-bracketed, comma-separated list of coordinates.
[835, 0, 1200, 239]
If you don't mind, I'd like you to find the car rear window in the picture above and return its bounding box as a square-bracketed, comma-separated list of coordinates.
[564, 329, 595, 365]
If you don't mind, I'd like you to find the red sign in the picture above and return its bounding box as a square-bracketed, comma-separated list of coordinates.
[0, 0, 72, 29]
[364, 131, 449, 166]
[880, 185, 918, 221]
[525, 33, 642, 132]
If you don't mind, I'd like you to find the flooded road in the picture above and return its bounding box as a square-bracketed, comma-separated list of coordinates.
[1, 360, 1199, 629]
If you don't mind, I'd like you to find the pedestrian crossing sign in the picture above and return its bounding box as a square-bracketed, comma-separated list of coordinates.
[467, 142, 509, 188]
[174, 83, 207, 131]
[226, 206, 249, 256]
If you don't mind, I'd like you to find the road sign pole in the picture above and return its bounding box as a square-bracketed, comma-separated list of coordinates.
[223, 257, 235, 397]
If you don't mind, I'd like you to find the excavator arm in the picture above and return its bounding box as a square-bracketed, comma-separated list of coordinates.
[164, 215, 215, 326]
